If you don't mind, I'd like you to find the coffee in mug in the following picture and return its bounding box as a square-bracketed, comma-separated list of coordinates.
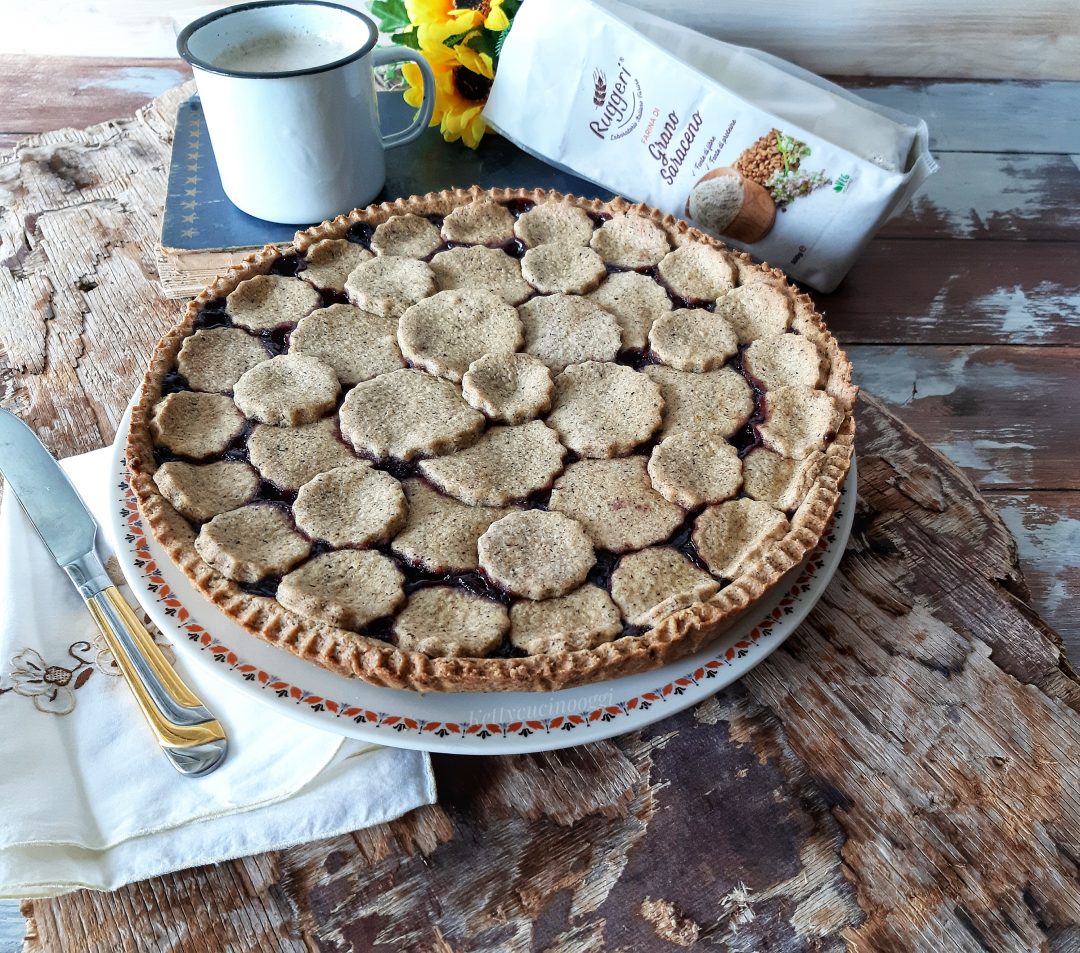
[178, 1, 436, 224]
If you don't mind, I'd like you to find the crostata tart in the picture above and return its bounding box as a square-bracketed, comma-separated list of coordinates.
[127, 187, 855, 693]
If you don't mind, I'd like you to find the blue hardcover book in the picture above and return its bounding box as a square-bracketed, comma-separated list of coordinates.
[159, 92, 611, 294]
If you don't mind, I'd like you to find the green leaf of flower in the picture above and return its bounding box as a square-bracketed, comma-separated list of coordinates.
[371, 0, 411, 33]
[391, 28, 421, 50]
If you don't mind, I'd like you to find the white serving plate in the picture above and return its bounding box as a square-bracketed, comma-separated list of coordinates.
[108, 411, 855, 754]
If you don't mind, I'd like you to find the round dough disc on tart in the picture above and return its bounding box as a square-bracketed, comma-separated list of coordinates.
[125, 186, 855, 694]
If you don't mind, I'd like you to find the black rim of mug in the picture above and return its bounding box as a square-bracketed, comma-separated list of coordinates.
[177, 0, 380, 80]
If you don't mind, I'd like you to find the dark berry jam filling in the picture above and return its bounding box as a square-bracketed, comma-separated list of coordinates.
[192, 302, 232, 331]
[664, 515, 711, 574]
[161, 371, 191, 395]
[240, 576, 281, 598]
[502, 238, 528, 259]
[345, 221, 375, 248]
[259, 326, 292, 356]
[728, 346, 768, 458]
[268, 253, 305, 278]
[318, 288, 349, 307]
[503, 198, 536, 218]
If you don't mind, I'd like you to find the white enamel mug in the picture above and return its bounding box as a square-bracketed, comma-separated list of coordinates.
[178, 1, 436, 223]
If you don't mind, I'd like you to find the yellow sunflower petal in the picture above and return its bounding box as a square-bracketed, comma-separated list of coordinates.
[484, 1, 509, 32]
[405, 0, 455, 27]
[446, 9, 484, 30]
[462, 115, 487, 149]
[454, 45, 494, 79]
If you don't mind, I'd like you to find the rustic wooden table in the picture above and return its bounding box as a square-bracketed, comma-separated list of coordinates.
[1, 57, 1079, 951]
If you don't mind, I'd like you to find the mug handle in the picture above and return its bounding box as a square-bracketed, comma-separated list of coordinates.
[373, 47, 437, 148]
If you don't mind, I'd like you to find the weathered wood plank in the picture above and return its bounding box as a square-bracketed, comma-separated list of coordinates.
[986, 490, 1080, 662]
[6, 2, 1080, 81]
[849, 80, 1080, 154]
[822, 240, 1080, 345]
[0, 56, 190, 145]
[851, 344, 1080, 491]
[879, 152, 1080, 241]
[0, 85, 188, 458]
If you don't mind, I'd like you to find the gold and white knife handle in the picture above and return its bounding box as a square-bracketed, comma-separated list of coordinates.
[65, 552, 228, 777]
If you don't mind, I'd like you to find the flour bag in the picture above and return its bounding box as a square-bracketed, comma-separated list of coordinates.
[484, 0, 937, 291]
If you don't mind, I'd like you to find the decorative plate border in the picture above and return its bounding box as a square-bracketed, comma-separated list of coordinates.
[114, 465, 849, 747]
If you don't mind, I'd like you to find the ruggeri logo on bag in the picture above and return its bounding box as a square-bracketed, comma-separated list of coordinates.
[589, 58, 643, 141]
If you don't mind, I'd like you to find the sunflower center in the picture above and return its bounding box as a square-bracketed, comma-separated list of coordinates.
[454, 66, 493, 103]
[457, 0, 492, 13]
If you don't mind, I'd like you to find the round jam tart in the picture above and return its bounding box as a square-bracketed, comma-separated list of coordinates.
[126, 186, 855, 694]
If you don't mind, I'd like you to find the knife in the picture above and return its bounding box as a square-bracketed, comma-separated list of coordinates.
[0, 409, 227, 776]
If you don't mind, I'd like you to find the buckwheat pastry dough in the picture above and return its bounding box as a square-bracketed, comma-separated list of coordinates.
[648, 432, 743, 509]
[692, 498, 790, 579]
[549, 457, 684, 553]
[461, 352, 554, 424]
[510, 585, 622, 655]
[587, 271, 673, 351]
[339, 368, 485, 462]
[519, 294, 621, 372]
[419, 420, 565, 506]
[177, 327, 270, 393]
[758, 385, 844, 459]
[344, 255, 437, 318]
[478, 510, 595, 600]
[546, 362, 662, 458]
[300, 238, 373, 291]
[610, 546, 720, 628]
[246, 417, 357, 492]
[292, 463, 407, 548]
[440, 194, 516, 245]
[429, 245, 533, 305]
[232, 353, 340, 427]
[717, 282, 794, 343]
[521, 244, 607, 295]
[514, 202, 595, 247]
[392, 479, 512, 574]
[278, 550, 405, 631]
[371, 213, 443, 258]
[743, 332, 826, 390]
[150, 391, 246, 460]
[656, 243, 737, 301]
[589, 212, 671, 268]
[290, 304, 404, 386]
[226, 274, 321, 331]
[393, 587, 509, 658]
[649, 308, 739, 372]
[153, 460, 260, 524]
[644, 365, 754, 439]
[743, 448, 826, 512]
[397, 289, 522, 382]
[195, 502, 311, 584]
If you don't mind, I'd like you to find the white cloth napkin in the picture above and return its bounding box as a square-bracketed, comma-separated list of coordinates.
[0, 447, 435, 899]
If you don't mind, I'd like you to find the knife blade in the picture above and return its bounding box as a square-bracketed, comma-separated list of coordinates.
[0, 409, 227, 776]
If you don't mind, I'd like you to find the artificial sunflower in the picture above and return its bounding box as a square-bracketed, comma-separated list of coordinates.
[439, 42, 494, 149]
[380, 0, 518, 149]
[403, 23, 495, 149]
